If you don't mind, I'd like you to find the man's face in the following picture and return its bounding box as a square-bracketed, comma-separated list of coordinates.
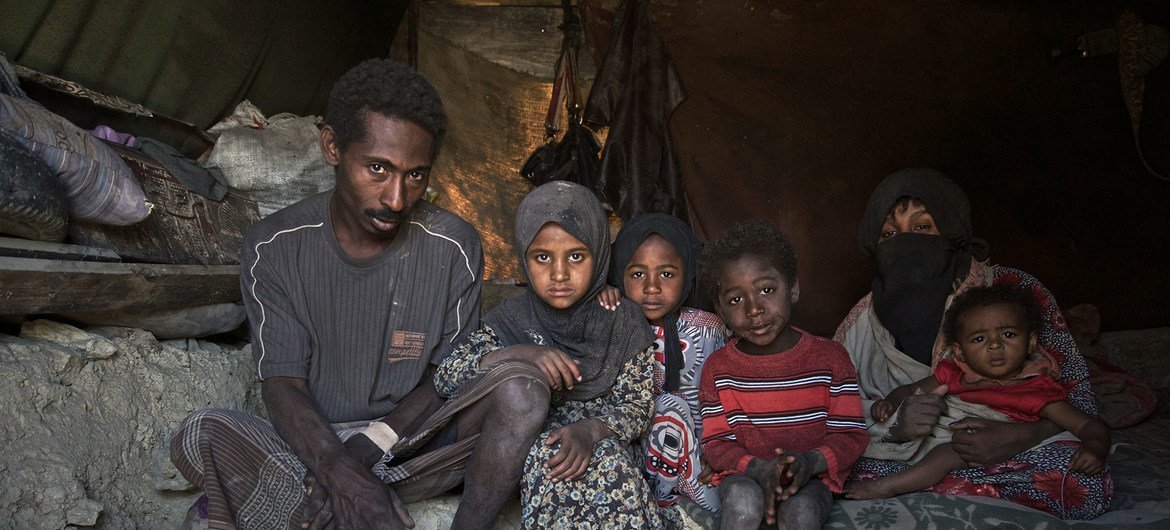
[323, 111, 434, 246]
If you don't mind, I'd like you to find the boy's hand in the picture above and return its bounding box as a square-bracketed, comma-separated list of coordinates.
[596, 285, 622, 311]
[698, 454, 715, 485]
[544, 421, 603, 482]
[871, 399, 895, 422]
[756, 449, 828, 525]
[774, 450, 825, 500]
[745, 455, 791, 525]
[1069, 446, 1105, 475]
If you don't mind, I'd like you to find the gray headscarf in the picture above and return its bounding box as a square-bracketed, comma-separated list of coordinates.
[485, 181, 654, 401]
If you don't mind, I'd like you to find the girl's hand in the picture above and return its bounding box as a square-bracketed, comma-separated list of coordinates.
[544, 420, 607, 482]
[596, 285, 622, 311]
[484, 344, 581, 391]
[1069, 446, 1105, 475]
[871, 399, 895, 422]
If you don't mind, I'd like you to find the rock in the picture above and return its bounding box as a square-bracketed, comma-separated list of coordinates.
[20, 319, 117, 359]
[151, 432, 194, 492]
[0, 321, 261, 528]
[66, 498, 104, 526]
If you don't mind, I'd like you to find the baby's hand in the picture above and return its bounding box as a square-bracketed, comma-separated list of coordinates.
[871, 399, 895, 422]
[1069, 446, 1105, 475]
[596, 285, 621, 311]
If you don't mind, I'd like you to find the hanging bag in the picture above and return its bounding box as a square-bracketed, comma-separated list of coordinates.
[520, 0, 601, 189]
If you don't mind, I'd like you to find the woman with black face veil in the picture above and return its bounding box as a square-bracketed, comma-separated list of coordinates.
[833, 168, 1112, 519]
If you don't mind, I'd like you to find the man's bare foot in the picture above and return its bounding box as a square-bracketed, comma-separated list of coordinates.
[844, 479, 897, 500]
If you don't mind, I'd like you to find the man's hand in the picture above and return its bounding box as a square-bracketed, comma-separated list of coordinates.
[948, 417, 1056, 467]
[314, 454, 415, 529]
[544, 419, 608, 482]
[887, 384, 948, 441]
[483, 344, 581, 391]
[262, 377, 414, 529]
[300, 472, 331, 529]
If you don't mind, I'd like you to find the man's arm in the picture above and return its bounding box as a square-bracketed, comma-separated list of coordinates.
[344, 367, 446, 468]
[263, 377, 412, 529]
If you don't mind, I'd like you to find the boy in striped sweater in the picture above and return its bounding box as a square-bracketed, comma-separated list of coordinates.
[697, 221, 868, 529]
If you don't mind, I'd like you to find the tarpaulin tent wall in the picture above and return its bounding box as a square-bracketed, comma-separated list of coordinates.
[583, 0, 1170, 335]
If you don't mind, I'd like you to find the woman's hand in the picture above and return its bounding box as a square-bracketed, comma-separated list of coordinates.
[871, 399, 895, 422]
[544, 419, 610, 482]
[948, 417, 1058, 467]
[481, 344, 581, 391]
[887, 385, 948, 441]
[1069, 446, 1105, 475]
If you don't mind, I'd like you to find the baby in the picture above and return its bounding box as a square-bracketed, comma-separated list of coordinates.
[845, 284, 1110, 499]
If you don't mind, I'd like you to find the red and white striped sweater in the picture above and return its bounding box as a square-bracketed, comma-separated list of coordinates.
[699, 328, 868, 491]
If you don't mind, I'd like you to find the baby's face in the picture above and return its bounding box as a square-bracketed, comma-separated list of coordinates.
[952, 303, 1037, 381]
[621, 235, 686, 326]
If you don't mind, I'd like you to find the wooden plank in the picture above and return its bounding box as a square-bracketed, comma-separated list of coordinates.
[0, 257, 240, 315]
[0, 237, 121, 262]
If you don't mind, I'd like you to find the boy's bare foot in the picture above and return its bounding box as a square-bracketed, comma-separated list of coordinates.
[843, 479, 896, 500]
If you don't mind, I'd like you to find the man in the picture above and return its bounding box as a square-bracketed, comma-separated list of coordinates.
[171, 59, 550, 529]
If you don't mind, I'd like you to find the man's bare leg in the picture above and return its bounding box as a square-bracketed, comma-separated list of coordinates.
[451, 374, 551, 529]
[845, 443, 966, 499]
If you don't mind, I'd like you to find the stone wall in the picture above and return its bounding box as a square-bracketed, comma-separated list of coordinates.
[0, 320, 260, 529]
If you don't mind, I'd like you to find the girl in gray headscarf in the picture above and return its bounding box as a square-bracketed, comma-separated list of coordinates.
[435, 181, 679, 529]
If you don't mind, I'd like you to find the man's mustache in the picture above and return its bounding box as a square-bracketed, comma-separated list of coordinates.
[365, 208, 407, 222]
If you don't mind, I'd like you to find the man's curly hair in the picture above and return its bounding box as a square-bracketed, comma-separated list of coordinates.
[943, 284, 1041, 344]
[325, 59, 447, 157]
[698, 220, 798, 306]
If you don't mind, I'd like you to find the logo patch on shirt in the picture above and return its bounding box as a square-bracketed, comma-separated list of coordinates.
[386, 331, 426, 364]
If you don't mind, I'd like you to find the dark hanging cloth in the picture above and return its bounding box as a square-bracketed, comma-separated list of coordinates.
[609, 213, 701, 392]
[583, 0, 688, 222]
